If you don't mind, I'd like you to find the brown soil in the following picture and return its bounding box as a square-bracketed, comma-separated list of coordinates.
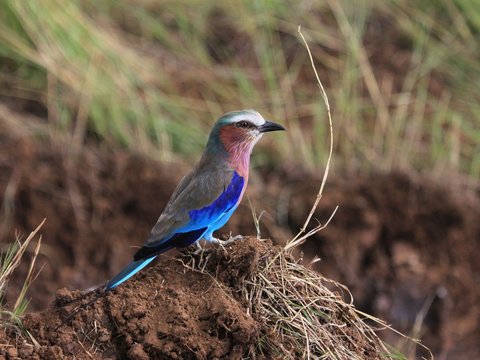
[1, 239, 267, 360]
[1, 114, 479, 358]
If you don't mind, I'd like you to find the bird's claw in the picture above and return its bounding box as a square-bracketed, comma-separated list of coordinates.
[193, 241, 204, 255]
[212, 235, 244, 250]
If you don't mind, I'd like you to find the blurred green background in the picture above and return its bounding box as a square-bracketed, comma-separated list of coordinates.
[1, 0, 479, 181]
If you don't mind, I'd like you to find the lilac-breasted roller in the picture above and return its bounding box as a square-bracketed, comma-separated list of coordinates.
[105, 110, 285, 290]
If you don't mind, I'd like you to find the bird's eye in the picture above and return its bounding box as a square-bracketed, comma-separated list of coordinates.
[236, 120, 251, 128]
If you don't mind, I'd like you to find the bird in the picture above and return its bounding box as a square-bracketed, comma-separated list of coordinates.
[105, 110, 285, 290]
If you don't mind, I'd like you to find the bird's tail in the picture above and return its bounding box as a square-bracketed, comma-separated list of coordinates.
[105, 257, 155, 291]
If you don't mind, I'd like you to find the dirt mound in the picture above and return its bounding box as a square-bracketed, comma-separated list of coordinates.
[0, 238, 389, 359]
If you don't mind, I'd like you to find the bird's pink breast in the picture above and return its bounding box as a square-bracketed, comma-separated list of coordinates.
[219, 127, 254, 178]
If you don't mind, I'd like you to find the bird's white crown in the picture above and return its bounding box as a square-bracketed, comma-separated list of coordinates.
[220, 109, 266, 127]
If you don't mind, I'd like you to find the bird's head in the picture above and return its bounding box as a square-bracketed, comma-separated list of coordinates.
[210, 109, 284, 152]
[205, 109, 285, 173]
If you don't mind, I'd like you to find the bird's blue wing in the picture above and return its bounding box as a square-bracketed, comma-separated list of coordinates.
[106, 171, 245, 290]
[135, 171, 245, 260]
[188, 171, 244, 227]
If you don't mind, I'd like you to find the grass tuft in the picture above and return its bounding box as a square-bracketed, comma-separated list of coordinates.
[244, 249, 406, 359]
[183, 237, 424, 359]
[0, 220, 44, 344]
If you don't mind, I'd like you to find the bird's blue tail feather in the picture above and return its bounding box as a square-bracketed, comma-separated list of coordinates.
[105, 257, 155, 290]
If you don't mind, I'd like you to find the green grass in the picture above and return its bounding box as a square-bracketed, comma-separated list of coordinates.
[0, 0, 478, 181]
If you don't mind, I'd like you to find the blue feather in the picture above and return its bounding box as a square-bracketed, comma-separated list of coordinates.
[189, 172, 244, 225]
[105, 257, 155, 290]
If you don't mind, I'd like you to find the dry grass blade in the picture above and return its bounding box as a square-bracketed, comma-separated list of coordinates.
[287, 27, 336, 250]
[0, 219, 45, 320]
[13, 234, 43, 315]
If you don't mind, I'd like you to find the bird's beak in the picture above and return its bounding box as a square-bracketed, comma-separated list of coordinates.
[258, 121, 286, 133]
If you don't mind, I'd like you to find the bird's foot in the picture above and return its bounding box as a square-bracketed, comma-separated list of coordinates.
[211, 235, 244, 249]
[193, 241, 204, 255]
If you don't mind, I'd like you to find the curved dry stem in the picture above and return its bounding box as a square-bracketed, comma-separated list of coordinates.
[287, 27, 336, 249]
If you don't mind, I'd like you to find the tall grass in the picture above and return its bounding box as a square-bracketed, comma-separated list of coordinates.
[0, 0, 478, 181]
